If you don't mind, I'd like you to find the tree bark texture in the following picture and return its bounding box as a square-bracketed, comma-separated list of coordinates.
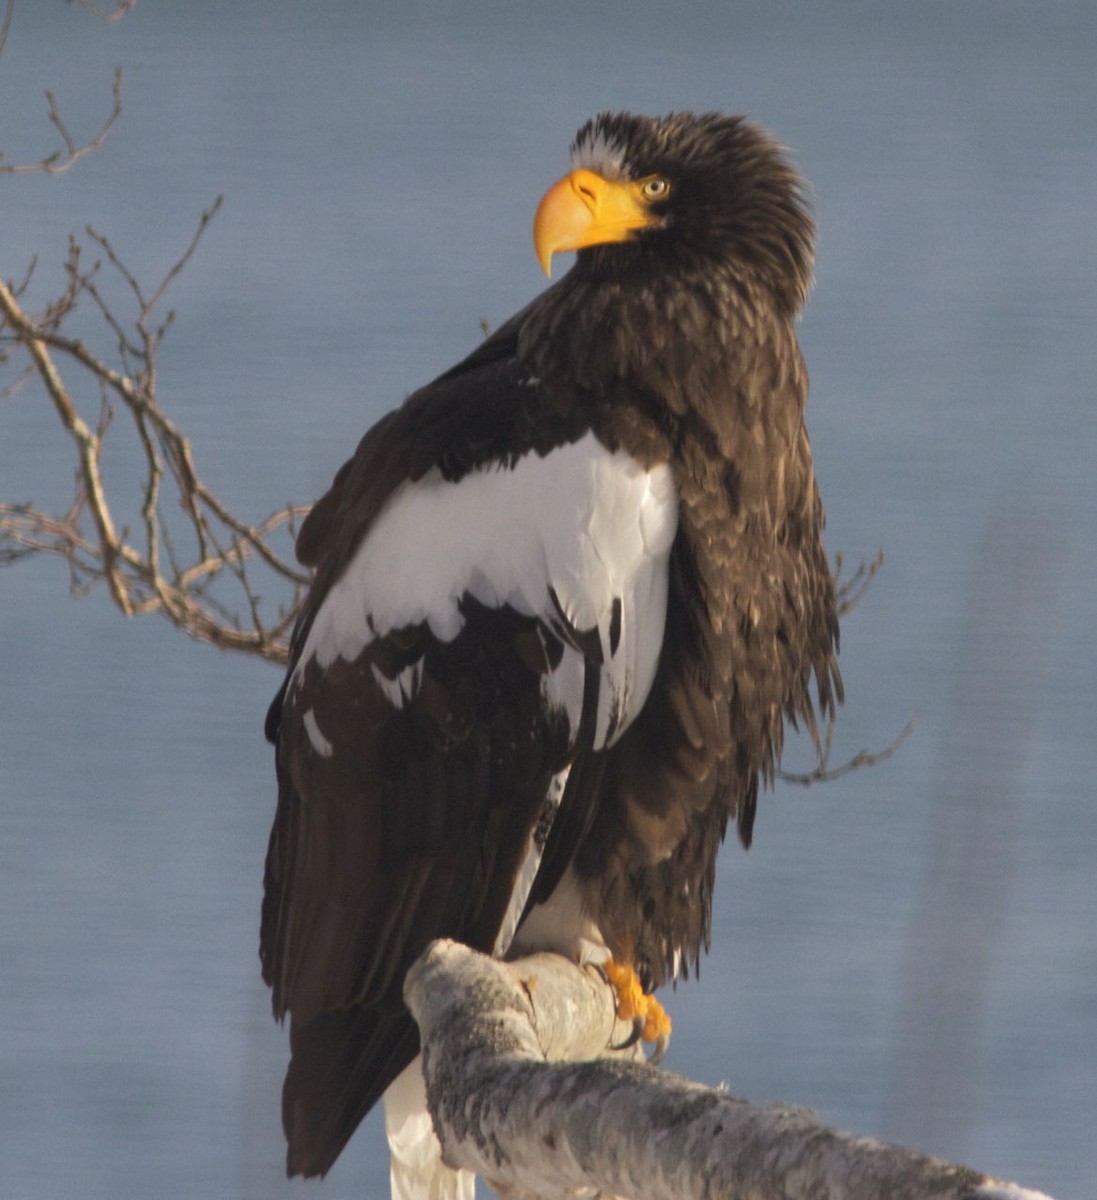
[404, 940, 1055, 1200]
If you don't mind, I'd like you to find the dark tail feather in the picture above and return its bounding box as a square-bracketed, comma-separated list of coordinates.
[283, 1004, 419, 1178]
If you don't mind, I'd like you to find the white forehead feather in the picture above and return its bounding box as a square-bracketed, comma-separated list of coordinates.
[571, 126, 628, 179]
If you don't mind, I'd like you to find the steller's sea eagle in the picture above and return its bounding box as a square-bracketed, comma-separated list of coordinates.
[261, 110, 841, 1196]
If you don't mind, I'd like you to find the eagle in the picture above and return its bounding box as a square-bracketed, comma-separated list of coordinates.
[261, 110, 841, 1195]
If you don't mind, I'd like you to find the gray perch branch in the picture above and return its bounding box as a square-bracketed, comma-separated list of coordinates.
[404, 940, 1054, 1200]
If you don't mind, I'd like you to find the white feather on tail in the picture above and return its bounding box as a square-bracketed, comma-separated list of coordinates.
[384, 1057, 475, 1200]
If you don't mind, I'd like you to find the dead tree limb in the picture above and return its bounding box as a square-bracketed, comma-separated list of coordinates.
[0, 211, 309, 663]
[405, 940, 1055, 1200]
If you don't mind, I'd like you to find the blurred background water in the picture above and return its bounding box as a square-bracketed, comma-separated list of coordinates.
[1, 2, 1094, 1197]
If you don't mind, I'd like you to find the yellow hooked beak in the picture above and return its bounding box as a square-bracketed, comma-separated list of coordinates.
[532, 169, 662, 276]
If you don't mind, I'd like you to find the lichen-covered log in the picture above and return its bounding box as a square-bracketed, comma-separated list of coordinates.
[405, 940, 1054, 1200]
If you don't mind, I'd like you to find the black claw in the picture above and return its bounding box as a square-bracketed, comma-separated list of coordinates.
[610, 1016, 645, 1052]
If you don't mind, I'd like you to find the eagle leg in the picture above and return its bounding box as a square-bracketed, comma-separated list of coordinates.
[602, 958, 672, 1056]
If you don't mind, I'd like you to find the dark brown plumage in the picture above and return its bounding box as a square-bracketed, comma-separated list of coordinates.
[261, 110, 841, 1182]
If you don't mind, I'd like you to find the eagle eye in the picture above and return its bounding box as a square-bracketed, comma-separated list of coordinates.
[640, 176, 671, 200]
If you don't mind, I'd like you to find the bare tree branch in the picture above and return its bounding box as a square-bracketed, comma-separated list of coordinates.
[771, 546, 915, 787]
[406, 940, 1056, 1200]
[835, 547, 886, 618]
[0, 66, 124, 176]
[0, 0, 14, 58]
[780, 713, 920, 787]
[0, 206, 310, 664]
[70, 0, 138, 22]
[0, 0, 133, 169]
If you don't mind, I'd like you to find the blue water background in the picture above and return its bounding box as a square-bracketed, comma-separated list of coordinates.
[1, 3, 1095, 1197]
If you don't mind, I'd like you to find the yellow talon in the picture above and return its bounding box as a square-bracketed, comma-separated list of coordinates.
[603, 958, 672, 1043]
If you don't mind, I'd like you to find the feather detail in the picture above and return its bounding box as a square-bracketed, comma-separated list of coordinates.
[384, 1059, 475, 1200]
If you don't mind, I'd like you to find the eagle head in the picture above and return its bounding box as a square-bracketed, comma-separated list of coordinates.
[534, 111, 814, 315]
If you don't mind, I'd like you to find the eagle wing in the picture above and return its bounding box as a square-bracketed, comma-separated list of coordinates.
[260, 350, 678, 1175]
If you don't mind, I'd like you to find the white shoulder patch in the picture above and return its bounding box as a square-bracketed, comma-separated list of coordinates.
[295, 431, 678, 745]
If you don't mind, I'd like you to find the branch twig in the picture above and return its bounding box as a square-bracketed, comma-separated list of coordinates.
[0, 67, 124, 176]
[780, 712, 920, 787]
[835, 547, 885, 617]
[0, 0, 14, 59]
[72, 0, 139, 22]
[0, 209, 310, 664]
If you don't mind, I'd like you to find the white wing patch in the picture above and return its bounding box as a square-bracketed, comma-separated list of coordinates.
[384, 1057, 474, 1200]
[302, 708, 333, 758]
[369, 660, 423, 709]
[295, 431, 678, 748]
[493, 766, 570, 958]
